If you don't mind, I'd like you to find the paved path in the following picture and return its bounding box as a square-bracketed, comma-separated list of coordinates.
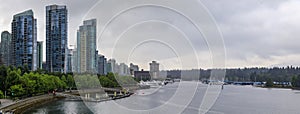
[0, 95, 57, 114]
[0, 99, 13, 109]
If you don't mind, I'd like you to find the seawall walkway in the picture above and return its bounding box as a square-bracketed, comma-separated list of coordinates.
[0, 95, 62, 114]
[0, 92, 133, 114]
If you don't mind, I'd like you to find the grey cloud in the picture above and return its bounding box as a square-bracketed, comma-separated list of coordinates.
[0, 0, 299, 69]
[201, 0, 300, 67]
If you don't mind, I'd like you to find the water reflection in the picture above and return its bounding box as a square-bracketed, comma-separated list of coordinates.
[24, 99, 93, 114]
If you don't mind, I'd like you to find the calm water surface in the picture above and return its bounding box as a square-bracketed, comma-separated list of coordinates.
[25, 82, 300, 114]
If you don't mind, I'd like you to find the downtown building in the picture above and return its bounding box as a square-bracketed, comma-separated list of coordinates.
[72, 48, 78, 72]
[76, 19, 97, 73]
[119, 63, 130, 76]
[97, 54, 107, 75]
[66, 48, 74, 73]
[134, 69, 151, 81]
[37, 41, 43, 69]
[107, 59, 117, 73]
[129, 63, 139, 75]
[0, 31, 12, 66]
[150, 61, 159, 80]
[11, 9, 37, 70]
[46, 5, 68, 73]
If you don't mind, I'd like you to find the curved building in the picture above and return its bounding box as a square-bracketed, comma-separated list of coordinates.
[0, 31, 12, 66]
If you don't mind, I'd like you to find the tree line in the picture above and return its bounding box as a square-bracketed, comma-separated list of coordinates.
[0, 65, 136, 99]
[207, 66, 300, 87]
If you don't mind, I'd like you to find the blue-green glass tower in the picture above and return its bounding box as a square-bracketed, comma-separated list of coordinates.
[46, 5, 68, 73]
[1, 31, 12, 66]
[11, 9, 37, 70]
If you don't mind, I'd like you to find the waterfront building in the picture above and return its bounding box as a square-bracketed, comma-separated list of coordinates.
[76, 19, 97, 73]
[72, 49, 78, 72]
[115, 63, 120, 74]
[67, 48, 74, 73]
[106, 62, 112, 73]
[119, 63, 130, 76]
[107, 59, 117, 73]
[134, 69, 151, 81]
[97, 54, 107, 75]
[149, 61, 159, 80]
[11, 9, 37, 70]
[46, 4, 68, 73]
[0, 31, 12, 66]
[42, 62, 47, 70]
[129, 63, 139, 75]
[37, 41, 43, 69]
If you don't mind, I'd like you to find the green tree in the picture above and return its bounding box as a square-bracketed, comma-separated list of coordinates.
[292, 76, 297, 87]
[66, 75, 75, 89]
[20, 73, 36, 95]
[0, 90, 4, 98]
[99, 76, 116, 88]
[0, 65, 8, 91]
[42, 75, 55, 91]
[292, 75, 300, 87]
[61, 75, 67, 85]
[250, 72, 257, 82]
[53, 76, 67, 89]
[10, 84, 25, 97]
[5, 69, 21, 91]
[107, 72, 118, 84]
[265, 78, 274, 87]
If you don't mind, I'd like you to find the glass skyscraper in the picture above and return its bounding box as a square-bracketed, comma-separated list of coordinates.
[46, 5, 68, 73]
[66, 48, 74, 73]
[97, 54, 107, 75]
[1, 31, 12, 66]
[37, 41, 43, 69]
[11, 9, 37, 70]
[76, 19, 97, 73]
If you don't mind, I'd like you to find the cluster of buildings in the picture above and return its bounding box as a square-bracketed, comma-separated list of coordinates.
[0, 5, 68, 72]
[134, 61, 160, 80]
[1, 9, 40, 70]
[0, 5, 97, 74]
[0, 4, 161, 78]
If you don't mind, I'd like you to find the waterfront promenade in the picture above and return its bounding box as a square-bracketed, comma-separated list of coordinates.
[0, 87, 134, 114]
[0, 94, 60, 114]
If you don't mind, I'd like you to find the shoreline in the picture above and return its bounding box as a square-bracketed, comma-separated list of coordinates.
[0, 92, 133, 114]
[291, 87, 300, 90]
[251, 85, 300, 90]
[0, 95, 64, 114]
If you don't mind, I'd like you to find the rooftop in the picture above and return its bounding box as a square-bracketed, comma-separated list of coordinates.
[13, 9, 33, 18]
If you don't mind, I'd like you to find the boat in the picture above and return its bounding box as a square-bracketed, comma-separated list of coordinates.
[139, 80, 163, 88]
[173, 79, 181, 82]
[163, 78, 174, 85]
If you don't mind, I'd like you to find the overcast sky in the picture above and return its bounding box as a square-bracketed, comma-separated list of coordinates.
[0, 0, 299, 70]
